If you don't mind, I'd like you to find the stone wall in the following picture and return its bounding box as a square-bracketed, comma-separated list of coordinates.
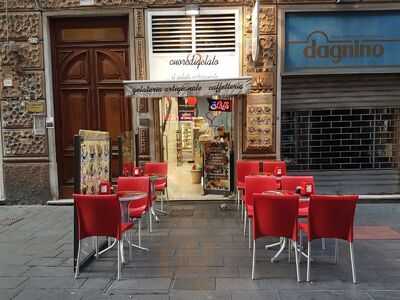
[0, 2, 49, 203]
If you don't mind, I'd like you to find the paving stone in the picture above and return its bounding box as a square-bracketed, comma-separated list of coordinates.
[0, 289, 20, 300]
[24, 266, 73, 277]
[278, 290, 372, 300]
[170, 290, 231, 300]
[80, 278, 112, 290]
[172, 278, 216, 290]
[13, 289, 83, 300]
[368, 291, 400, 300]
[0, 265, 29, 277]
[0, 277, 27, 289]
[109, 278, 172, 291]
[27, 257, 67, 267]
[21, 276, 86, 289]
[232, 290, 279, 300]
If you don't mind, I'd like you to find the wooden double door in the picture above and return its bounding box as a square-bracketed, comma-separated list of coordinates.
[52, 17, 132, 198]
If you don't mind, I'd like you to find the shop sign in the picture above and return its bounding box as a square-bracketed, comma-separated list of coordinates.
[284, 11, 400, 74]
[124, 77, 251, 98]
[178, 111, 195, 121]
[26, 101, 45, 113]
[209, 99, 232, 112]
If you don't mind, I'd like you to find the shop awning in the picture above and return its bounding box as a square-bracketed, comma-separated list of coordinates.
[123, 76, 252, 98]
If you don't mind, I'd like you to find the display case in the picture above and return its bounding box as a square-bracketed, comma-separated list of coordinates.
[180, 121, 193, 162]
[203, 141, 231, 195]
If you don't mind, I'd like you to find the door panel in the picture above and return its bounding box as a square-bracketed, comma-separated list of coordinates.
[52, 17, 130, 198]
[95, 49, 128, 83]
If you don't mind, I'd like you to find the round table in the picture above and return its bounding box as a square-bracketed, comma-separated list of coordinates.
[118, 191, 147, 223]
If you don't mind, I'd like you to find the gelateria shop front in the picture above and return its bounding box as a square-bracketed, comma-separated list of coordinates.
[124, 7, 254, 200]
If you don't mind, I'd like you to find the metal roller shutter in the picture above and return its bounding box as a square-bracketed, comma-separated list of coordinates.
[281, 74, 400, 195]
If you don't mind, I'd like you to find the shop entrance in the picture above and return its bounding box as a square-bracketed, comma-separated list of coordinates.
[158, 96, 235, 200]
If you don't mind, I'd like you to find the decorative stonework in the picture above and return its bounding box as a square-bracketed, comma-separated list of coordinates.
[18, 43, 43, 69]
[44, 0, 250, 8]
[245, 6, 276, 36]
[135, 38, 147, 80]
[247, 71, 274, 93]
[244, 35, 276, 72]
[0, 0, 38, 10]
[1, 71, 44, 100]
[0, 13, 41, 41]
[134, 9, 145, 38]
[1, 100, 33, 129]
[3, 129, 47, 157]
[0, 43, 42, 69]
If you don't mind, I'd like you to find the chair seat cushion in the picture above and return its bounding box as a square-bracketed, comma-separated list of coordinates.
[129, 205, 147, 218]
[298, 207, 309, 217]
[121, 222, 134, 233]
[299, 222, 308, 234]
[155, 183, 167, 191]
[246, 205, 253, 218]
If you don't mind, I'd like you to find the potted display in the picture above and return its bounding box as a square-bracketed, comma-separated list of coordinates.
[191, 164, 202, 184]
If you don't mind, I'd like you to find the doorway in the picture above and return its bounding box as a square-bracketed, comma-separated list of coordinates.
[158, 96, 235, 200]
[51, 17, 131, 198]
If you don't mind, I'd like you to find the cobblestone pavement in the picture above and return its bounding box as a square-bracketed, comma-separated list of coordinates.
[0, 201, 399, 300]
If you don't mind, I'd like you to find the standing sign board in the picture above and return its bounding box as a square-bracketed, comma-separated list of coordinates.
[284, 10, 400, 74]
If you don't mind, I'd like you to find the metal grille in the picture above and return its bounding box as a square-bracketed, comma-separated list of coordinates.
[195, 14, 236, 52]
[151, 14, 236, 53]
[151, 15, 193, 53]
[281, 108, 400, 171]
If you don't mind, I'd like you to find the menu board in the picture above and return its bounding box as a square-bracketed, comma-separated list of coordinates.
[244, 93, 274, 154]
[203, 141, 230, 194]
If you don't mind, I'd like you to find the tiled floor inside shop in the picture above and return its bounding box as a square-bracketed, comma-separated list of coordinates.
[0, 201, 400, 299]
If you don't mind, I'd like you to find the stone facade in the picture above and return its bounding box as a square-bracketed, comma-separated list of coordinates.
[0, 0, 393, 202]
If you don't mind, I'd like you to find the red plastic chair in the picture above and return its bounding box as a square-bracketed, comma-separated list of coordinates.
[281, 176, 315, 218]
[117, 176, 150, 251]
[236, 160, 260, 213]
[74, 194, 133, 280]
[252, 193, 300, 281]
[262, 160, 287, 176]
[299, 194, 358, 283]
[143, 162, 169, 211]
[244, 175, 279, 248]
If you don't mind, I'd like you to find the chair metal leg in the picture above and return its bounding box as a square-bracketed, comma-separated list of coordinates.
[128, 232, 132, 261]
[243, 210, 247, 237]
[251, 240, 256, 280]
[322, 238, 326, 250]
[132, 219, 149, 251]
[117, 240, 121, 281]
[149, 210, 153, 233]
[95, 236, 99, 259]
[293, 241, 300, 282]
[288, 240, 291, 263]
[74, 240, 81, 279]
[334, 239, 339, 264]
[349, 242, 357, 284]
[271, 238, 286, 263]
[248, 219, 251, 249]
[306, 241, 311, 282]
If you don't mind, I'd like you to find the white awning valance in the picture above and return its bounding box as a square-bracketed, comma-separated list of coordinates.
[123, 76, 252, 98]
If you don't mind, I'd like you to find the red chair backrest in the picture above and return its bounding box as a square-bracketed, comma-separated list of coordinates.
[244, 175, 279, 207]
[117, 176, 150, 209]
[73, 194, 122, 240]
[143, 162, 168, 176]
[262, 160, 287, 176]
[308, 195, 358, 242]
[281, 176, 315, 195]
[253, 193, 299, 240]
[236, 160, 260, 185]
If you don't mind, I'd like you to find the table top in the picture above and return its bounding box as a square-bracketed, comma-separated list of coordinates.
[118, 191, 147, 202]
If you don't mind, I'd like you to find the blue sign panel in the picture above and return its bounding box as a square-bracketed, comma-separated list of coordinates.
[284, 11, 400, 74]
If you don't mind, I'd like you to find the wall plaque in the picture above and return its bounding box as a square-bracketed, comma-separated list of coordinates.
[26, 101, 45, 113]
